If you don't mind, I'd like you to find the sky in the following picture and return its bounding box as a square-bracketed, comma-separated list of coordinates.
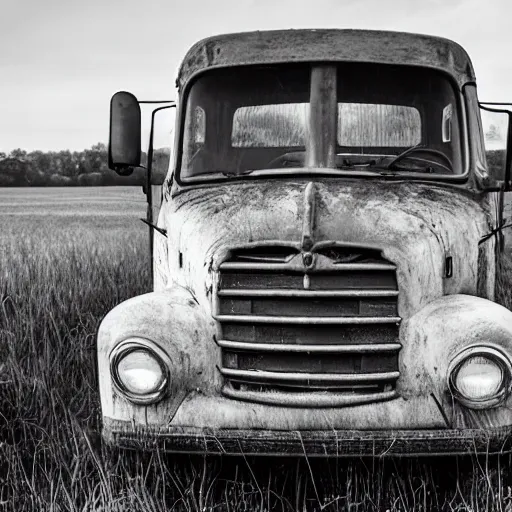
[1, 0, 511, 153]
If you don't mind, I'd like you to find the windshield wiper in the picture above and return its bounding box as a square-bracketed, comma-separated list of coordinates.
[380, 144, 426, 170]
[220, 169, 255, 177]
[372, 165, 438, 176]
[190, 169, 255, 178]
[335, 158, 379, 169]
[372, 144, 454, 174]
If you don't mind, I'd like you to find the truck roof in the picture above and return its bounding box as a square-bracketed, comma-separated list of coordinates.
[177, 29, 475, 90]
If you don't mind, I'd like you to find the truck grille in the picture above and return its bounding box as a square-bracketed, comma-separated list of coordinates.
[214, 244, 401, 407]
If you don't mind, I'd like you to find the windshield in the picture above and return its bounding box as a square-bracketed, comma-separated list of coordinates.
[180, 63, 463, 179]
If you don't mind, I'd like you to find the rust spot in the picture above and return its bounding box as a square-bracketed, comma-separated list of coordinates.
[205, 41, 216, 66]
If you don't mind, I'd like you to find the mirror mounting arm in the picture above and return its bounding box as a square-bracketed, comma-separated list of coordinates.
[146, 103, 176, 188]
[146, 102, 176, 281]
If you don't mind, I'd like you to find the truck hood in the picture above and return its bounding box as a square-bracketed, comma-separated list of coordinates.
[161, 178, 494, 320]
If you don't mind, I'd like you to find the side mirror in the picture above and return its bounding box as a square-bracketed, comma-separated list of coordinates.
[480, 104, 512, 192]
[108, 91, 141, 175]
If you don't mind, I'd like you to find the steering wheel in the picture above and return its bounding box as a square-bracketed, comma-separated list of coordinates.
[266, 151, 305, 168]
[385, 146, 453, 173]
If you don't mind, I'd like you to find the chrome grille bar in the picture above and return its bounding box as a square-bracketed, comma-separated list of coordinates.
[222, 387, 398, 407]
[218, 289, 399, 298]
[220, 262, 396, 271]
[215, 315, 401, 324]
[218, 340, 402, 353]
[221, 368, 400, 383]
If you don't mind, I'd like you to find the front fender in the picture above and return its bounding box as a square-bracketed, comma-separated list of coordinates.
[97, 286, 218, 425]
[400, 294, 512, 427]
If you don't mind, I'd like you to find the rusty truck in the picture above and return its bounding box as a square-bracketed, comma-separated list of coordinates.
[98, 29, 512, 456]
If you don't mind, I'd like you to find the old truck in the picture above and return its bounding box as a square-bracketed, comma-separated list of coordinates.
[99, 29, 512, 456]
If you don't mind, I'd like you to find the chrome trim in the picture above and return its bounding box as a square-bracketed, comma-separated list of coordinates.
[302, 181, 316, 250]
[218, 339, 402, 353]
[215, 314, 401, 325]
[219, 261, 396, 271]
[235, 254, 296, 263]
[218, 289, 399, 298]
[313, 240, 390, 252]
[221, 368, 400, 383]
[448, 346, 512, 410]
[222, 386, 398, 407]
[109, 338, 170, 405]
[211, 268, 223, 343]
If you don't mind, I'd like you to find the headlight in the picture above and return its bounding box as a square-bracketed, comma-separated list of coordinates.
[449, 347, 511, 409]
[110, 338, 169, 404]
[455, 357, 502, 399]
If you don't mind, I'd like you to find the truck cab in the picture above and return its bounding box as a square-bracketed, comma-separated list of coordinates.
[99, 29, 512, 456]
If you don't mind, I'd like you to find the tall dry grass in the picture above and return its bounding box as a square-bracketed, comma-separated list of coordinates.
[1, 196, 512, 510]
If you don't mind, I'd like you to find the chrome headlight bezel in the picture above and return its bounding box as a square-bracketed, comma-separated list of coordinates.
[110, 338, 170, 405]
[448, 346, 512, 409]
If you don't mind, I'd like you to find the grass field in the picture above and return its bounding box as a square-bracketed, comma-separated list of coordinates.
[1, 187, 512, 511]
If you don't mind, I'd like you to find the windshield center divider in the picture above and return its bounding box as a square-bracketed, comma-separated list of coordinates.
[307, 65, 337, 168]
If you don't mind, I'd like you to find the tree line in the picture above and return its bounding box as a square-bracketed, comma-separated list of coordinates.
[0, 143, 170, 186]
[0, 143, 508, 188]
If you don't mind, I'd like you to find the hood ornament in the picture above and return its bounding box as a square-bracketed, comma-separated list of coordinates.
[302, 182, 317, 289]
[301, 182, 316, 252]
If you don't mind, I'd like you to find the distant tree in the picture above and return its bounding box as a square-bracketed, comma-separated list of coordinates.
[49, 174, 72, 186]
[56, 150, 77, 177]
[9, 148, 27, 160]
[486, 124, 503, 142]
[82, 143, 108, 175]
[0, 157, 30, 185]
[28, 150, 53, 179]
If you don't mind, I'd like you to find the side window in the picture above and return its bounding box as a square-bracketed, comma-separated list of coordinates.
[183, 106, 205, 155]
[442, 104, 453, 142]
[194, 107, 206, 145]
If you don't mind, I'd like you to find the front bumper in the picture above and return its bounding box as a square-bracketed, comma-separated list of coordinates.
[103, 419, 512, 457]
